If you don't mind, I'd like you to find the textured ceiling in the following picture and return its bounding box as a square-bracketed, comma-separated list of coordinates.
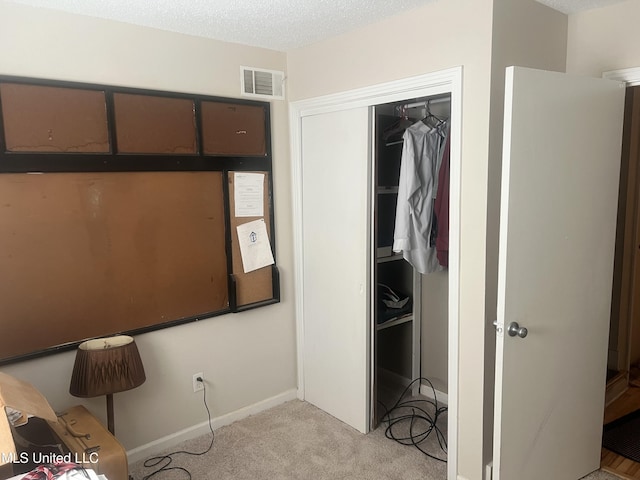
[5, 0, 629, 51]
[5, 0, 439, 51]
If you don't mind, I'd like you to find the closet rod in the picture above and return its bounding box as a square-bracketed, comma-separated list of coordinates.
[404, 97, 450, 109]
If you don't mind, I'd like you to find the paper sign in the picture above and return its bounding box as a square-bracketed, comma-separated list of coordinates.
[237, 219, 274, 273]
[234, 172, 264, 217]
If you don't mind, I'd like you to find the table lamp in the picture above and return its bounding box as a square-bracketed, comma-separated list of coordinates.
[69, 335, 145, 435]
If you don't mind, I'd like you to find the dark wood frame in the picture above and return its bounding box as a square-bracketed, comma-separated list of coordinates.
[0, 75, 280, 365]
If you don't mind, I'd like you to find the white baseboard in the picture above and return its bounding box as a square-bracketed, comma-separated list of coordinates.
[378, 368, 448, 405]
[419, 383, 448, 405]
[485, 461, 493, 480]
[126, 388, 298, 464]
[378, 367, 412, 389]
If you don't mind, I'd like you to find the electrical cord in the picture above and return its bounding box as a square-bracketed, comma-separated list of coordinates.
[140, 378, 215, 480]
[377, 377, 448, 463]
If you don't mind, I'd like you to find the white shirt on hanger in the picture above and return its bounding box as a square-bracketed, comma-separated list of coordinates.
[392, 121, 443, 274]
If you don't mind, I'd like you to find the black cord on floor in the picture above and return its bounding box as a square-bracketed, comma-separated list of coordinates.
[377, 377, 448, 463]
[140, 381, 215, 480]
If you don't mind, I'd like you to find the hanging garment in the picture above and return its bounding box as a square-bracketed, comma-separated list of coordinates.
[429, 121, 449, 249]
[383, 117, 414, 144]
[431, 122, 448, 202]
[392, 121, 443, 274]
[434, 130, 450, 267]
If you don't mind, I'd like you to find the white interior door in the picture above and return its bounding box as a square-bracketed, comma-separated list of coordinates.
[300, 107, 371, 433]
[493, 67, 625, 480]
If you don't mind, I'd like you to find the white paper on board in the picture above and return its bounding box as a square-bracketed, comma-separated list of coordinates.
[234, 172, 264, 217]
[237, 218, 274, 273]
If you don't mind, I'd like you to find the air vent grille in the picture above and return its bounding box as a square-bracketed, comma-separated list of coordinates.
[241, 66, 285, 100]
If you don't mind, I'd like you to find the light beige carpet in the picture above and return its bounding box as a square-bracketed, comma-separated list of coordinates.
[129, 399, 621, 480]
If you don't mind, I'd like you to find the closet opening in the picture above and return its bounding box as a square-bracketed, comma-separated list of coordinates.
[372, 94, 450, 465]
[292, 66, 462, 479]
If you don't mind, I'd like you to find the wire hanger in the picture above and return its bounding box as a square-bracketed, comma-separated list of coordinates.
[421, 100, 449, 138]
[383, 105, 414, 143]
[421, 100, 442, 128]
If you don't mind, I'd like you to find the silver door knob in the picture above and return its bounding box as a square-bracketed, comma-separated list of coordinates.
[507, 322, 528, 338]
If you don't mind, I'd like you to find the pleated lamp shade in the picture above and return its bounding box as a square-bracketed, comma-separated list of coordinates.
[69, 335, 145, 434]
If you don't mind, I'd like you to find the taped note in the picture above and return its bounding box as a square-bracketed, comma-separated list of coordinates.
[237, 219, 274, 273]
[234, 172, 264, 217]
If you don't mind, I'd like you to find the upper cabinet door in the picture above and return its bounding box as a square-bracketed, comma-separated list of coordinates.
[201, 101, 266, 156]
[493, 67, 625, 480]
[113, 93, 197, 154]
[0, 83, 109, 153]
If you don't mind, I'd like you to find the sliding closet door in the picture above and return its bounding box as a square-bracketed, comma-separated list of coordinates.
[300, 107, 371, 433]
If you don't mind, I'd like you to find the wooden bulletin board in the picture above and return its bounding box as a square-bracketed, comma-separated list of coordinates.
[0, 83, 110, 153]
[0, 172, 228, 360]
[0, 75, 279, 364]
[227, 171, 275, 308]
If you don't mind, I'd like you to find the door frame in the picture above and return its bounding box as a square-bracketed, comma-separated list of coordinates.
[603, 67, 640, 86]
[602, 67, 640, 379]
[289, 66, 462, 480]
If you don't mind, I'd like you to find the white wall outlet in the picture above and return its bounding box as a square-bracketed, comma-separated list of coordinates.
[192, 372, 204, 392]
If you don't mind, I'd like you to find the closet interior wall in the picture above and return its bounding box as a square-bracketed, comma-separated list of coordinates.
[373, 95, 451, 417]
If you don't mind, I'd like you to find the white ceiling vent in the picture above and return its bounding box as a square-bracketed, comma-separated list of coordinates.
[241, 66, 285, 100]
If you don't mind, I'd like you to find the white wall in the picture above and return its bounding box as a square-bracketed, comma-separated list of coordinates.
[485, 0, 568, 472]
[0, 1, 297, 454]
[288, 1, 495, 477]
[566, 0, 640, 77]
[421, 272, 448, 394]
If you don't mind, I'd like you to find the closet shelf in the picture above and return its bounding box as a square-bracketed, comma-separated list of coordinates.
[377, 313, 413, 331]
[377, 186, 398, 194]
[377, 252, 404, 264]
